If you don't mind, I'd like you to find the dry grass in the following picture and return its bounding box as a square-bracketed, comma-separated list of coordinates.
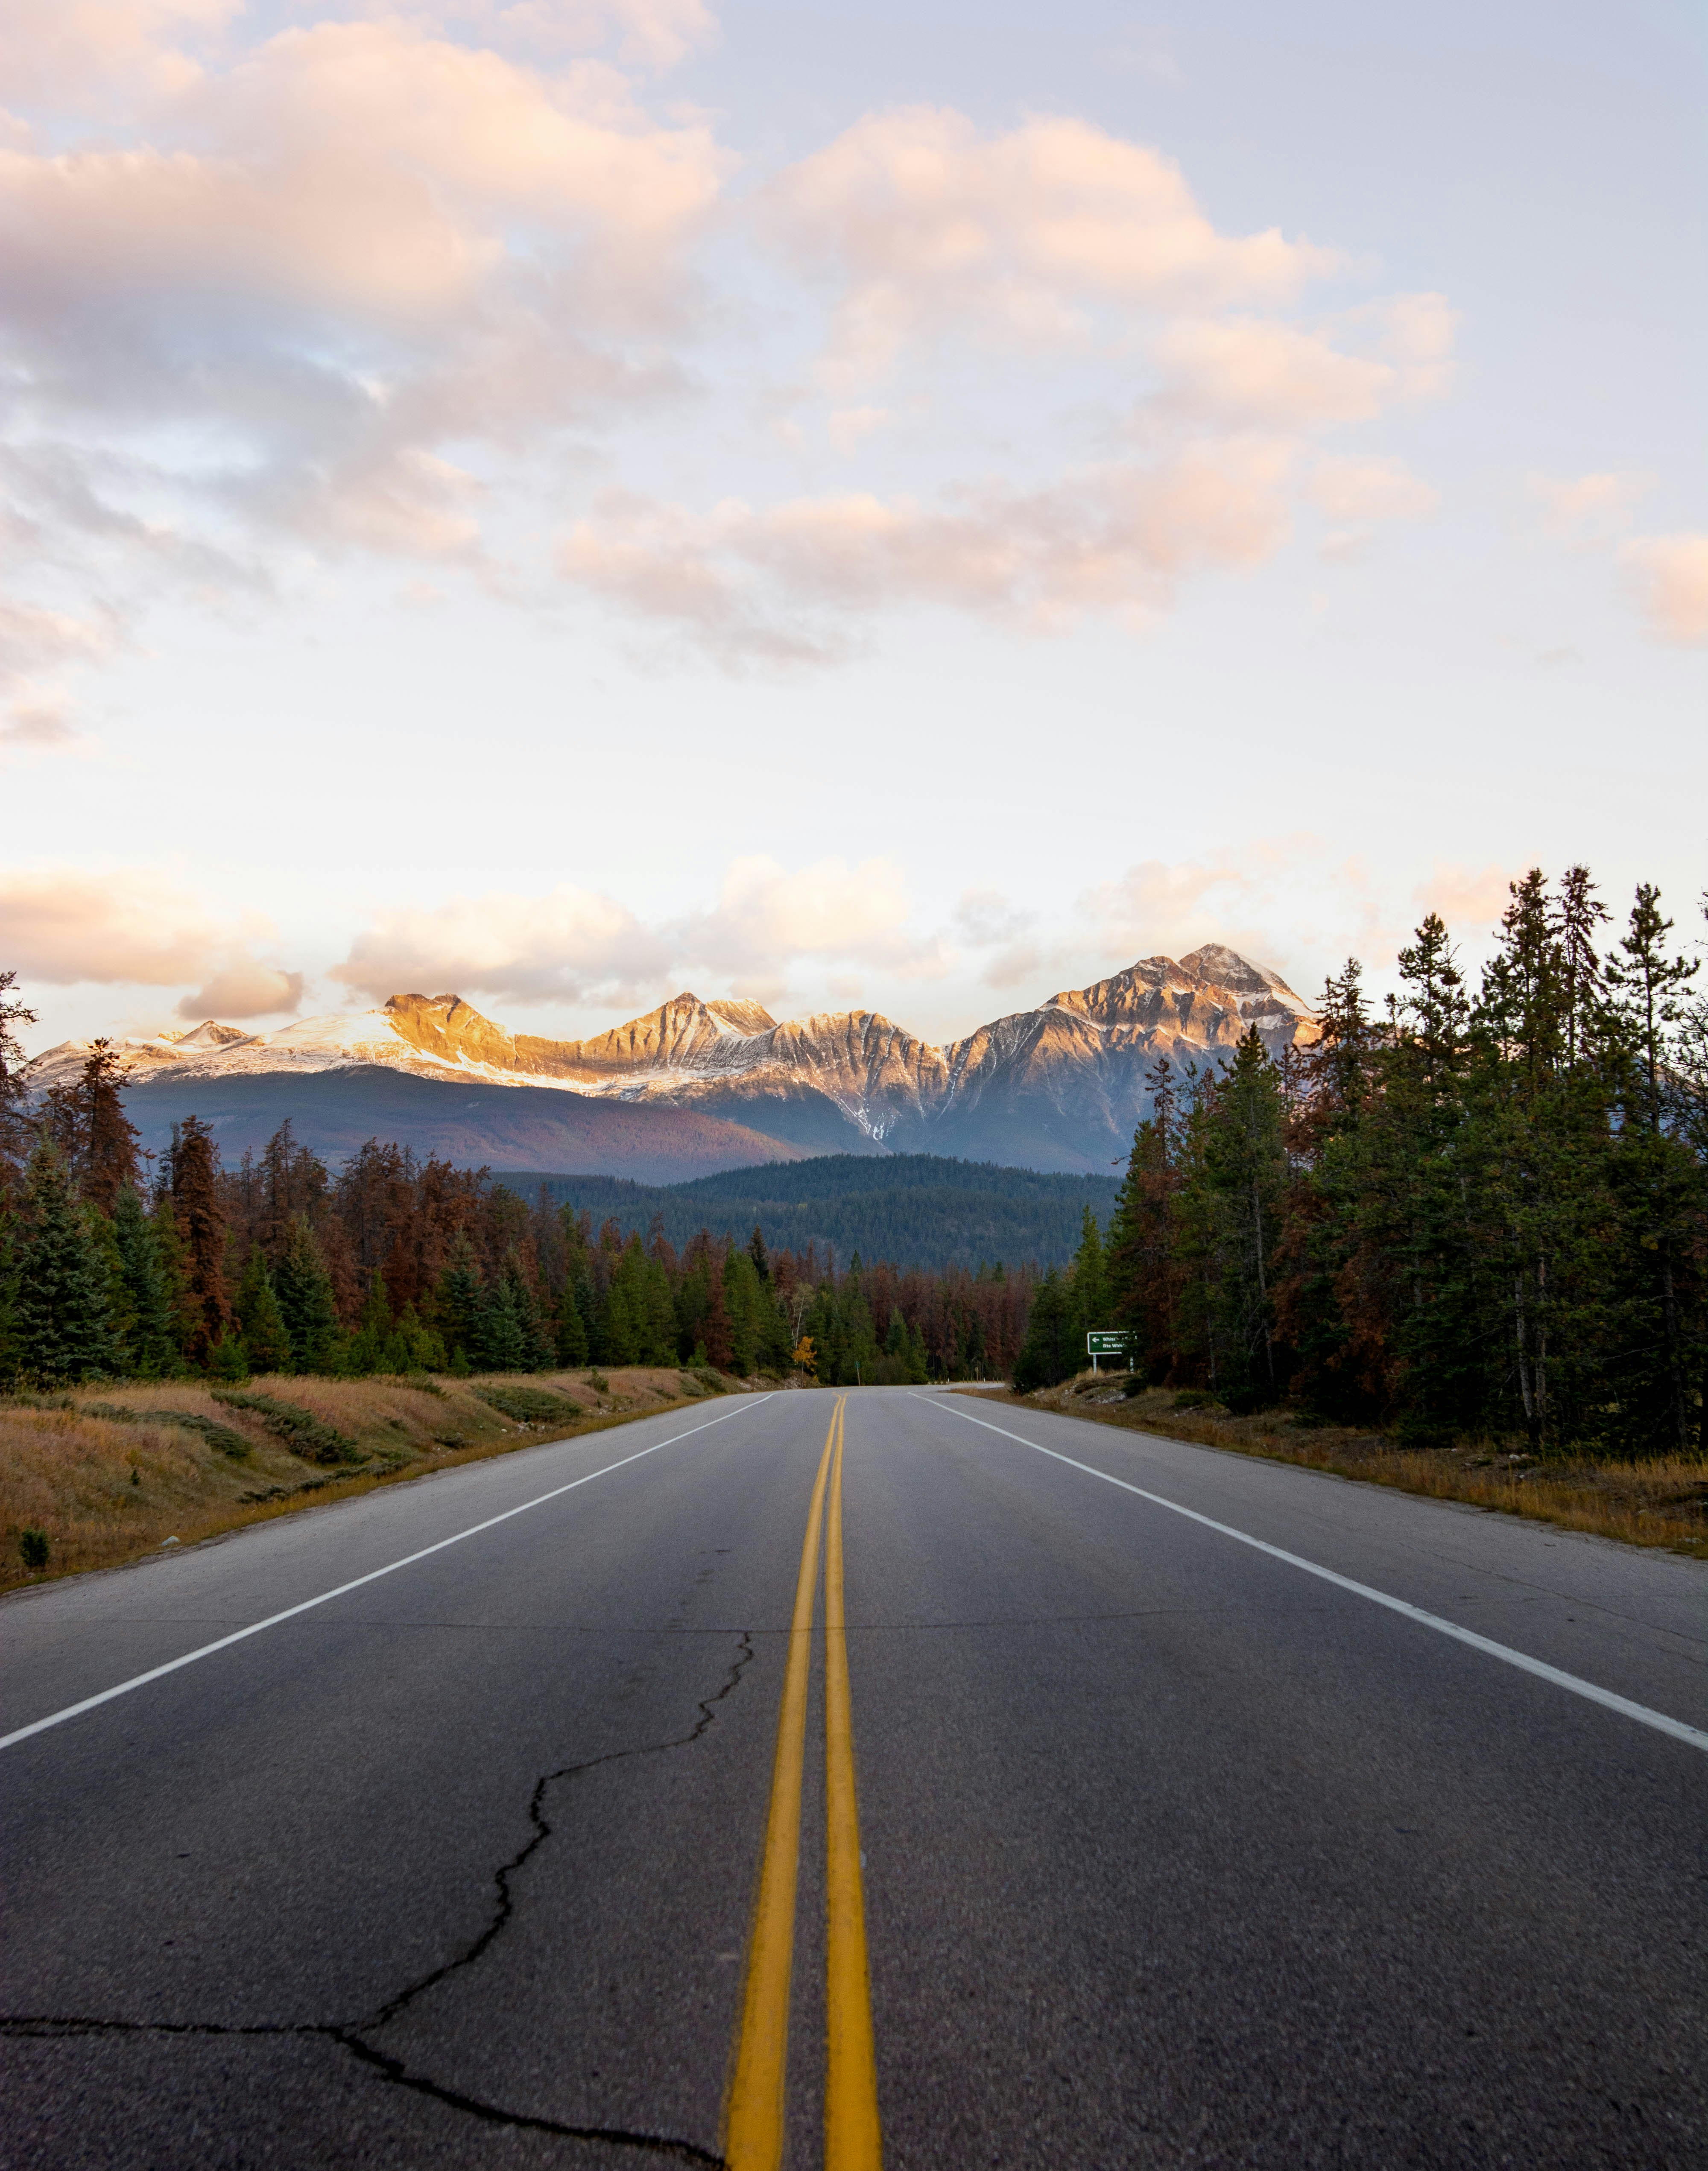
[970, 1378, 1708, 1560]
[0, 1365, 754, 1595]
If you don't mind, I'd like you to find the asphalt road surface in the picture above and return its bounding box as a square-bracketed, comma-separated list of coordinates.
[3, 1387, 1704, 2170]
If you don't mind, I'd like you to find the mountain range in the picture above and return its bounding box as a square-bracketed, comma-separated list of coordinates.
[25, 944, 1319, 1180]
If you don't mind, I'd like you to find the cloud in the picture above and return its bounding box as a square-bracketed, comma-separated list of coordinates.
[0, 0, 238, 103]
[331, 883, 669, 1005]
[682, 855, 947, 991]
[1413, 862, 1517, 932]
[762, 107, 1339, 381]
[0, 596, 118, 753]
[175, 962, 304, 1020]
[330, 856, 948, 1010]
[1618, 533, 1708, 646]
[0, 868, 299, 1011]
[1150, 298, 1452, 429]
[560, 439, 1296, 663]
[1308, 456, 1437, 524]
[0, 10, 730, 634]
[1530, 470, 1652, 539]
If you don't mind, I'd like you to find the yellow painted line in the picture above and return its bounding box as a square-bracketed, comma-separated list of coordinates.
[724, 1400, 840, 2171]
[824, 1397, 883, 2171]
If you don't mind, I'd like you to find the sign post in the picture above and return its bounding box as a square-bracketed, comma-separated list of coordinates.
[1086, 1330, 1134, 1376]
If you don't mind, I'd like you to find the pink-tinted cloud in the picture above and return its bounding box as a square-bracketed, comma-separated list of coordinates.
[1530, 470, 1652, 539]
[0, 868, 300, 1012]
[331, 884, 669, 1006]
[560, 439, 1296, 663]
[330, 856, 947, 1009]
[763, 108, 1339, 380]
[1619, 533, 1708, 646]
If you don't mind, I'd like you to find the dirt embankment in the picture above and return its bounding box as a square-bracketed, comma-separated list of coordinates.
[1, 1366, 787, 1595]
[969, 1376, 1708, 1560]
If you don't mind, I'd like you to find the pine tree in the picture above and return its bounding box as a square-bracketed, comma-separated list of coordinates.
[170, 1116, 230, 1365]
[13, 1142, 123, 1382]
[0, 1195, 21, 1383]
[275, 1215, 341, 1373]
[478, 1274, 528, 1371]
[1069, 1204, 1109, 1349]
[67, 1043, 142, 1212]
[0, 971, 38, 1191]
[1012, 1268, 1079, 1391]
[432, 1234, 485, 1367]
[347, 1270, 395, 1374]
[111, 1184, 179, 1377]
[556, 1277, 589, 1365]
[502, 1250, 556, 1370]
[235, 1243, 294, 1374]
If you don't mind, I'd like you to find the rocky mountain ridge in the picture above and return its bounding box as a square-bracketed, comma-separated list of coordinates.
[25, 944, 1318, 1176]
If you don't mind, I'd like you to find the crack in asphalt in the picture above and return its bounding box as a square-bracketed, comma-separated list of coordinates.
[1, 1631, 757, 2166]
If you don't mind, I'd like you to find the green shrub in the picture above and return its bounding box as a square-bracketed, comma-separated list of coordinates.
[1171, 1389, 1218, 1411]
[211, 1390, 361, 1465]
[689, 1368, 725, 1396]
[473, 1383, 578, 1423]
[82, 1403, 254, 1458]
[18, 1528, 50, 1569]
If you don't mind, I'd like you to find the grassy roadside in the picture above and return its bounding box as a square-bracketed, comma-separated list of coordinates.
[963, 1376, 1708, 1560]
[1, 1366, 784, 1596]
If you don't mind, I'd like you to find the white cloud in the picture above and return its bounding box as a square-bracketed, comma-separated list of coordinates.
[1618, 533, 1708, 646]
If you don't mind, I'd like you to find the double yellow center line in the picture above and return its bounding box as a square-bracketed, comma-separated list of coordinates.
[725, 1397, 882, 2171]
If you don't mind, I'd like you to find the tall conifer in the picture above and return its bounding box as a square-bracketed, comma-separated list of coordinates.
[13, 1142, 122, 1382]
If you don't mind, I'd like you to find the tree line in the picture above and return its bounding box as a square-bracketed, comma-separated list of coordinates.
[0, 997, 1034, 1388]
[1014, 871, 1708, 1458]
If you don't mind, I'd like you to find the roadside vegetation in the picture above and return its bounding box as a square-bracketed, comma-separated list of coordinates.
[1002, 871, 1708, 1554]
[988, 1375, 1708, 1559]
[0, 1365, 744, 1594]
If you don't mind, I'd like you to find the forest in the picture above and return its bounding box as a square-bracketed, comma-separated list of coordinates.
[495, 1154, 1119, 1273]
[1015, 870, 1708, 1459]
[0, 1001, 1034, 1391]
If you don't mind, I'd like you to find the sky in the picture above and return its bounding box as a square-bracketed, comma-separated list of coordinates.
[3, 0, 1704, 1057]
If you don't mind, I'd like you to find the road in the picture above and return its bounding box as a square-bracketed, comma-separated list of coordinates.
[3, 1387, 1704, 2169]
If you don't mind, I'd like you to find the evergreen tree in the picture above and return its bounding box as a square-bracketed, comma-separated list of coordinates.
[0, 970, 38, 1190]
[432, 1234, 486, 1368]
[275, 1215, 341, 1373]
[49, 1042, 142, 1212]
[235, 1243, 294, 1374]
[111, 1183, 180, 1378]
[0, 1195, 21, 1382]
[478, 1273, 529, 1371]
[12, 1142, 123, 1382]
[347, 1270, 395, 1374]
[556, 1277, 589, 1365]
[1012, 1268, 1079, 1391]
[1069, 1204, 1109, 1349]
[170, 1116, 230, 1365]
[502, 1250, 556, 1370]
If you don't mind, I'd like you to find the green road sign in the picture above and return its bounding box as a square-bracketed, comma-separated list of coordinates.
[1086, 1331, 1133, 1355]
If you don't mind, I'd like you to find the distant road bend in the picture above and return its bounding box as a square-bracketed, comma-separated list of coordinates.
[3, 1390, 1704, 2168]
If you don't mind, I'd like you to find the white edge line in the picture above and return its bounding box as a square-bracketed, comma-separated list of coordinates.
[915, 1395, 1708, 1756]
[1, 1397, 772, 1753]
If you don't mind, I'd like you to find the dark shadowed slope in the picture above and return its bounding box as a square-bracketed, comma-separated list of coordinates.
[119, 1067, 811, 1184]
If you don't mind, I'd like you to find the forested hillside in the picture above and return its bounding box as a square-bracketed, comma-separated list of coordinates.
[0, 1004, 1034, 1390]
[1015, 871, 1708, 1459]
[491, 1155, 1119, 1272]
